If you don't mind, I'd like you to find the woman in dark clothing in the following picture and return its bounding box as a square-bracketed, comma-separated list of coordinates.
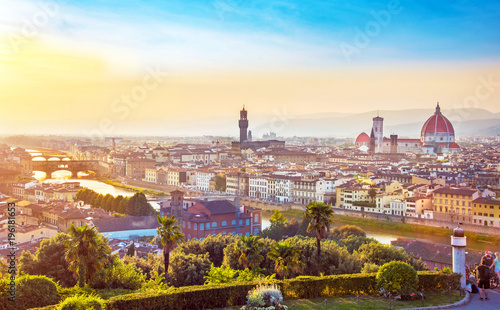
[477, 257, 491, 301]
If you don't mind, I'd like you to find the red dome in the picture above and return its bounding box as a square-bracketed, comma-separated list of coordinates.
[355, 132, 370, 143]
[449, 142, 460, 149]
[421, 103, 454, 136]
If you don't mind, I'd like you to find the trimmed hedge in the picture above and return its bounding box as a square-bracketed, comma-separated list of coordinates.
[34, 272, 461, 310]
[417, 271, 461, 291]
[106, 282, 259, 310]
[283, 273, 377, 298]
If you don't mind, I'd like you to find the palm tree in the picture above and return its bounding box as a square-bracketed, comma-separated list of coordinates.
[237, 235, 264, 270]
[304, 201, 334, 276]
[65, 224, 110, 287]
[268, 240, 303, 279]
[151, 215, 184, 284]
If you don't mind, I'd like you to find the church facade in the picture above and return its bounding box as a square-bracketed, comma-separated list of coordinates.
[355, 103, 459, 155]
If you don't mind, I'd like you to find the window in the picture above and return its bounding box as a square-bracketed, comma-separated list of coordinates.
[232, 220, 236, 225]
[246, 232, 250, 237]
[194, 223, 197, 230]
[200, 224, 204, 230]
[254, 214, 259, 222]
[222, 221, 227, 226]
[188, 222, 191, 229]
[206, 223, 210, 229]
[212, 222, 217, 227]
[240, 220, 243, 225]
[246, 219, 249, 225]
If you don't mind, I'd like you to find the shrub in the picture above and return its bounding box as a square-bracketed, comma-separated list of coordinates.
[376, 261, 418, 296]
[0, 275, 60, 310]
[58, 285, 96, 301]
[90, 261, 146, 290]
[58, 294, 106, 310]
[361, 262, 379, 274]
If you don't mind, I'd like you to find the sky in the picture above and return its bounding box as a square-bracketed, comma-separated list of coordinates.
[0, 0, 499, 136]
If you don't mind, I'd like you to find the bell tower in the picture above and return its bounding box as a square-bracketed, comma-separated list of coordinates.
[170, 190, 184, 227]
[239, 106, 248, 143]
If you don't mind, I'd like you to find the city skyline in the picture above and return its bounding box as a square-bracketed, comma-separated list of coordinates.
[0, 0, 499, 136]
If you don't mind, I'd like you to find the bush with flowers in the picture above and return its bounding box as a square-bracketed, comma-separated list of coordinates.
[241, 284, 288, 310]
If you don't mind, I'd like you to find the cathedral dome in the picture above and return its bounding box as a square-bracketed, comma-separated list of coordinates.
[421, 103, 454, 137]
[355, 132, 370, 143]
[420, 103, 456, 154]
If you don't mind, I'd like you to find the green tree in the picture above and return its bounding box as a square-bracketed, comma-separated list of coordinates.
[94, 194, 104, 208]
[368, 188, 377, 202]
[128, 192, 156, 216]
[200, 234, 237, 267]
[268, 240, 303, 279]
[261, 210, 289, 240]
[19, 233, 77, 287]
[283, 236, 362, 276]
[304, 201, 335, 276]
[214, 174, 226, 191]
[17, 250, 36, 275]
[329, 225, 366, 240]
[376, 261, 418, 296]
[270, 210, 287, 226]
[118, 197, 129, 213]
[113, 195, 124, 212]
[123, 252, 164, 281]
[204, 263, 237, 284]
[357, 241, 408, 266]
[65, 224, 110, 287]
[168, 252, 211, 287]
[126, 242, 135, 257]
[338, 235, 377, 254]
[102, 193, 114, 211]
[237, 235, 265, 270]
[151, 215, 184, 284]
[90, 256, 145, 290]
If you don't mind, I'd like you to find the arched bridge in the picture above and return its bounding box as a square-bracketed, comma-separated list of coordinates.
[32, 160, 99, 177]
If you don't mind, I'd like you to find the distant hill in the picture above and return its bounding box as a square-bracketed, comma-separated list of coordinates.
[247, 108, 500, 138]
[136, 107, 500, 138]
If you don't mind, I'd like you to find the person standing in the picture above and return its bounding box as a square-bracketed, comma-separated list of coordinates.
[482, 251, 495, 271]
[477, 257, 491, 301]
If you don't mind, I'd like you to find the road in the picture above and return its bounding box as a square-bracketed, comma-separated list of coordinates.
[454, 285, 500, 309]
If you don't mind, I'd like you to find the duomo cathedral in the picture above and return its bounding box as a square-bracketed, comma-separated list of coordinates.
[355, 103, 460, 155]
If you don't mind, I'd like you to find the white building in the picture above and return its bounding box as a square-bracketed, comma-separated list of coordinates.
[315, 179, 336, 203]
[274, 176, 296, 203]
[249, 175, 269, 200]
[196, 171, 215, 192]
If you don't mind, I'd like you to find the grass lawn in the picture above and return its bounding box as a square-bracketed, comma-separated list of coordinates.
[211, 291, 463, 310]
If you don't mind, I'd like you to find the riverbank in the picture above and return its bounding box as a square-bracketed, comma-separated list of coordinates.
[96, 176, 167, 196]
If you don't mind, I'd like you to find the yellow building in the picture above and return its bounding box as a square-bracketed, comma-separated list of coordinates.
[432, 187, 479, 224]
[335, 185, 369, 210]
[472, 197, 500, 227]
